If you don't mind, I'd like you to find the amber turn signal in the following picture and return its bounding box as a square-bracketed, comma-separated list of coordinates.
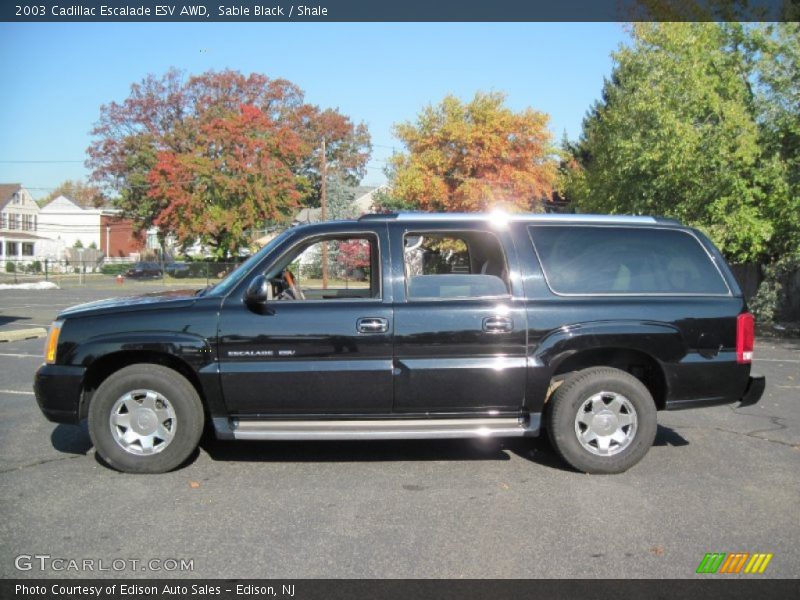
[44, 320, 63, 364]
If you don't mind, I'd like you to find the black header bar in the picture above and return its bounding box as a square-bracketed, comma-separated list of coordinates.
[2, 0, 795, 22]
[3, 579, 800, 600]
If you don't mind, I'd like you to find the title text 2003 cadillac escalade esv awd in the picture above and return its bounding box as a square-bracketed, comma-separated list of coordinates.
[34, 212, 765, 474]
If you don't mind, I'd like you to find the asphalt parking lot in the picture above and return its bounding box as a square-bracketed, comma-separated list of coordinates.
[0, 284, 798, 579]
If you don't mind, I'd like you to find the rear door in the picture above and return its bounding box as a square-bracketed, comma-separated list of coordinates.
[389, 221, 527, 414]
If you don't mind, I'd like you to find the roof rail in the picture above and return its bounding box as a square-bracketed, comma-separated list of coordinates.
[358, 213, 399, 221]
[359, 212, 672, 225]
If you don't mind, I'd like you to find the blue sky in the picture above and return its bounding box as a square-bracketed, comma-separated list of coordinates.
[0, 22, 627, 198]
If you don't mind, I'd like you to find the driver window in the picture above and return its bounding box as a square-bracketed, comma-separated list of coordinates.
[270, 235, 380, 301]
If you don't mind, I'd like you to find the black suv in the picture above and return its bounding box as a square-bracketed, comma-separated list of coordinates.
[34, 213, 764, 474]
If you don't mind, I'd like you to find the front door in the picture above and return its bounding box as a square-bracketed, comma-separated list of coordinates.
[389, 223, 528, 414]
[218, 228, 394, 416]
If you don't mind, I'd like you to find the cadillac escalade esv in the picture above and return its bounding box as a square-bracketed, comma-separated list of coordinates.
[34, 212, 765, 474]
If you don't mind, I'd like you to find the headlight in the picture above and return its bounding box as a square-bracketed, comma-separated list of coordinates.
[44, 320, 64, 364]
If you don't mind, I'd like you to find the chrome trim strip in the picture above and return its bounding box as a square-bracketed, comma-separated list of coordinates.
[214, 416, 539, 440]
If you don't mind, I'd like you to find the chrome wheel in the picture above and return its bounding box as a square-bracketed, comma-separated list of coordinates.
[109, 389, 176, 456]
[574, 391, 637, 456]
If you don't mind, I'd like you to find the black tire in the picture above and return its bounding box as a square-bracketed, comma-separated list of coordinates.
[88, 364, 204, 474]
[546, 367, 657, 474]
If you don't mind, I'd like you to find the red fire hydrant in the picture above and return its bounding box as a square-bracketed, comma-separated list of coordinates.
[116, 274, 124, 285]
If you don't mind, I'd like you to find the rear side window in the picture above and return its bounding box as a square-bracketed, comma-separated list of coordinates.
[529, 226, 729, 295]
[404, 230, 511, 299]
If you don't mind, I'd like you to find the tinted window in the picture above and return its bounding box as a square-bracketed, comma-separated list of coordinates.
[529, 226, 729, 295]
[404, 231, 510, 299]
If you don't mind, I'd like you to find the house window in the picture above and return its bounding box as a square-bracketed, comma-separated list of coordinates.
[21, 243, 34, 256]
[22, 215, 33, 231]
[0, 213, 6, 229]
[6, 242, 19, 256]
[8, 214, 20, 230]
[12, 192, 20, 204]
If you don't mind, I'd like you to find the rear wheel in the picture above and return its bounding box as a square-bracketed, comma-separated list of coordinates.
[546, 367, 657, 474]
[88, 364, 204, 474]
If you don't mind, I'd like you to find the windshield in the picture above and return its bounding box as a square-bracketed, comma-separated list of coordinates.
[202, 229, 294, 297]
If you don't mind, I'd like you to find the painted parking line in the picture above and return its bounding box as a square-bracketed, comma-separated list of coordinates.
[0, 353, 42, 358]
[0, 389, 35, 396]
[754, 358, 800, 363]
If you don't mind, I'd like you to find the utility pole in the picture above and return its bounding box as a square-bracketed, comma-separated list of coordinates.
[320, 137, 329, 289]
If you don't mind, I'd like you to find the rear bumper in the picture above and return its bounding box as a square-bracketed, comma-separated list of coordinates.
[664, 373, 765, 410]
[34, 364, 85, 424]
[739, 373, 765, 407]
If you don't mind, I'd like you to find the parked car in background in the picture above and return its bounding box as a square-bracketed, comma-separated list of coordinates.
[164, 262, 191, 278]
[124, 262, 162, 279]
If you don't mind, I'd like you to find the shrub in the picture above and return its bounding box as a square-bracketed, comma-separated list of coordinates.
[751, 252, 800, 323]
[101, 263, 132, 276]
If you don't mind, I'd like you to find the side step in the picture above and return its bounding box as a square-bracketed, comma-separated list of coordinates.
[213, 416, 540, 441]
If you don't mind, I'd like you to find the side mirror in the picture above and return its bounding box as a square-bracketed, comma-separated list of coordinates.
[244, 275, 269, 306]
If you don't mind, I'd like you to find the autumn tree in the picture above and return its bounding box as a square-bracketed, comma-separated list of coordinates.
[147, 105, 304, 259]
[40, 179, 103, 208]
[386, 92, 556, 212]
[87, 69, 371, 254]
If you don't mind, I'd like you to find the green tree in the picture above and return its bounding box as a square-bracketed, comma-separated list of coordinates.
[571, 23, 790, 262]
[326, 172, 358, 221]
[752, 22, 800, 258]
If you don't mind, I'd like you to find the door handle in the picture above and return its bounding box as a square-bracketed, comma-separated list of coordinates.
[482, 316, 513, 333]
[357, 317, 389, 334]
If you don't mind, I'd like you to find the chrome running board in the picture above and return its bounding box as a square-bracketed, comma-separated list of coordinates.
[213, 416, 539, 441]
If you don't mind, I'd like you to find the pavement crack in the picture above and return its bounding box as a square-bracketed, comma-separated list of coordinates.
[667, 423, 797, 448]
[0, 453, 84, 474]
[725, 405, 796, 437]
[712, 426, 797, 448]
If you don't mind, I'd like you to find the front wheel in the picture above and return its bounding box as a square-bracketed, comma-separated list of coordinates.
[88, 364, 204, 474]
[546, 367, 657, 474]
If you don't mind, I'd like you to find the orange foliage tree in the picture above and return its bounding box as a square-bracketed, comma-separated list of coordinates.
[387, 92, 556, 212]
[148, 105, 304, 258]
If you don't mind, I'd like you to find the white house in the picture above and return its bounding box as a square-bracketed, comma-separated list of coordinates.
[37, 194, 106, 255]
[0, 183, 45, 263]
[36, 194, 144, 260]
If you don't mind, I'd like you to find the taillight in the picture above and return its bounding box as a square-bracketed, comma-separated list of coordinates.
[736, 312, 754, 364]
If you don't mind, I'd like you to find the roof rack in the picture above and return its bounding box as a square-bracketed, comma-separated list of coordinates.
[358, 212, 676, 225]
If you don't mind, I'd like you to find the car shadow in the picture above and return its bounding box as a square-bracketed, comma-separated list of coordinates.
[50, 422, 92, 455]
[653, 424, 690, 447]
[506, 424, 690, 471]
[54, 422, 689, 472]
[200, 436, 513, 464]
[0, 315, 30, 327]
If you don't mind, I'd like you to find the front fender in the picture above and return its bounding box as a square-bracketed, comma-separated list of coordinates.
[63, 331, 214, 369]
